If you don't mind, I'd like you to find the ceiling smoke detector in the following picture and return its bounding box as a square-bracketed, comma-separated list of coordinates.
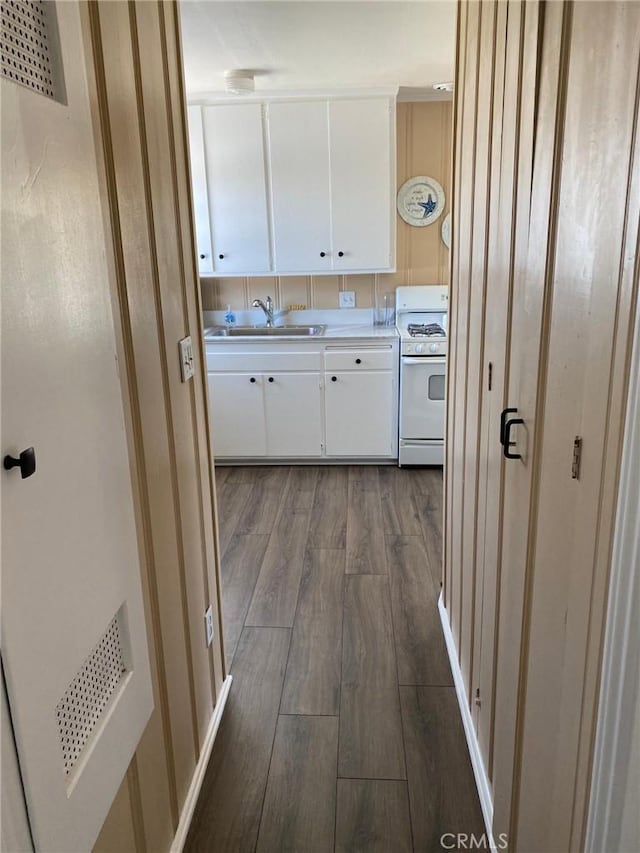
[433, 81, 455, 93]
[224, 69, 255, 95]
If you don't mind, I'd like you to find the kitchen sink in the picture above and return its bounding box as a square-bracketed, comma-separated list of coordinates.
[205, 325, 325, 338]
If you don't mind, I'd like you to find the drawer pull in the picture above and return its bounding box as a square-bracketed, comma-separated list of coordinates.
[355, 358, 362, 364]
[338, 251, 344, 257]
[250, 377, 256, 383]
[331, 376, 337, 382]
[320, 251, 326, 258]
[268, 377, 274, 383]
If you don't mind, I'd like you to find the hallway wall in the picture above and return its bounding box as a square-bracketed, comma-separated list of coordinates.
[79, 3, 226, 850]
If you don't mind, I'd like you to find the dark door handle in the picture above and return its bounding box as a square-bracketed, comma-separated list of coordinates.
[503, 417, 524, 460]
[4, 447, 36, 479]
[500, 407, 518, 446]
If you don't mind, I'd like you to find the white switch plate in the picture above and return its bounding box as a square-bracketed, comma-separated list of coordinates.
[204, 605, 214, 647]
[339, 291, 356, 308]
[179, 336, 194, 382]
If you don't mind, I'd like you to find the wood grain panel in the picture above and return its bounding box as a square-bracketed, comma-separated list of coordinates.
[307, 466, 348, 549]
[335, 780, 412, 853]
[346, 468, 387, 575]
[378, 466, 422, 536]
[256, 715, 338, 853]
[280, 549, 345, 715]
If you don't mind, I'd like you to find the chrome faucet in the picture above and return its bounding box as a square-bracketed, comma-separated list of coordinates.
[252, 295, 275, 327]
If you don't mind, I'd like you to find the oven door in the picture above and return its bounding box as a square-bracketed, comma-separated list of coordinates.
[400, 355, 446, 439]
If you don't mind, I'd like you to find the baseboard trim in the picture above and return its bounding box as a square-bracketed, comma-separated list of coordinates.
[438, 594, 495, 848]
[171, 675, 232, 853]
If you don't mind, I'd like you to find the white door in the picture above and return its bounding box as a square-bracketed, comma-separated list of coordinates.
[399, 356, 446, 440]
[329, 99, 393, 271]
[187, 105, 214, 275]
[325, 371, 394, 456]
[202, 103, 272, 273]
[1, 4, 153, 851]
[264, 373, 323, 456]
[207, 373, 266, 457]
[267, 101, 332, 272]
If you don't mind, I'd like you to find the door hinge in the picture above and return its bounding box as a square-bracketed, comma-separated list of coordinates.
[488, 361, 493, 391]
[475, 687, 481, 707]
[572, 436, 582, 480]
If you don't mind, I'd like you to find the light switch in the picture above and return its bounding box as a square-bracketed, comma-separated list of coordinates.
[339, 291, 356, 308]
[179, 336, 195, 382]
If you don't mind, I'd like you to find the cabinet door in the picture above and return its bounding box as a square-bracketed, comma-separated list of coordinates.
[325, 371, 394, 456]
[264, 373, 322, 456]
[329, 99, 393, 271]
[207, 373, 266, 457]
[202, 104, 271, 273]
[268, 101, 332, 272]
[187, 106, 214, 275]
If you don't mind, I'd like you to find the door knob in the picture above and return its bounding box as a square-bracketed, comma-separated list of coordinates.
[4, 447, 36, 479]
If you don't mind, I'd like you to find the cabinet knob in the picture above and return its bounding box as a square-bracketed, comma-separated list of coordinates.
[320, 251, 326, 258]
[3, 447, 36, 480]
[199, 253, 206, 260]
[355, 358, 362, 364]
[250, 377, 256, 383]
[218, 254, 225, 260]
[338, 251, 344, 257]
[268, 377, 274, 383]
[331, 376, 337, 382]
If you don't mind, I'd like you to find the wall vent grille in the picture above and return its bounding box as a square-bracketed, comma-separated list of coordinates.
[1, 0, 61, 100]
[55, 615, 127, 776]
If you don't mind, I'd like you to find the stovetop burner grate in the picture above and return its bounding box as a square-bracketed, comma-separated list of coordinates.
[407, 322, 446, 338]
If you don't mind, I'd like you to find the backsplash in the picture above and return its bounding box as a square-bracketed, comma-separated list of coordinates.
[200, 101, 452, 311]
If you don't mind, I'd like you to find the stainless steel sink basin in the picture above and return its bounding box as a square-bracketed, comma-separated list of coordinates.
[205, 325, 325, 338]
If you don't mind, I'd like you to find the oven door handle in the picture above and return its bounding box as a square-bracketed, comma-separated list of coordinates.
[401, 356, 447, 366]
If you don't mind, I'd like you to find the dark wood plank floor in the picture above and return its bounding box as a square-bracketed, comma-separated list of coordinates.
[186, 465, 484, 853]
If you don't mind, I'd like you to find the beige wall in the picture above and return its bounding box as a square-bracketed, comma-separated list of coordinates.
[200, 101, 452, 312]
[81, 3, 226, 851]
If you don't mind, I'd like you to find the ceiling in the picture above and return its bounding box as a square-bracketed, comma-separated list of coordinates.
[179, 1, 456, 100]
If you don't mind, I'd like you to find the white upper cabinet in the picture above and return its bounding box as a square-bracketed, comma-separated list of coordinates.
[187, 106, 214, 275]
[202, 103, 272, 274]
[189, 95, 396, 276]
[329, 99, 393, 271]
[267, 101, 332, 272]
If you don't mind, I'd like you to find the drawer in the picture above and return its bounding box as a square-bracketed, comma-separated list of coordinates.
[324, 346, 395, 371]
[206, 349, 322, 372]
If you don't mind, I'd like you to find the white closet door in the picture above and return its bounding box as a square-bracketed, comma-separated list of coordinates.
[203, 103, 272, 273]
[1, 3, 153, 851]
[329, 99, 393, 271]
[267, 101, 332, 272]
[187, 105, 214, 275]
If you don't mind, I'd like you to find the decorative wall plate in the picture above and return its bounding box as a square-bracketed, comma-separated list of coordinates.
[396, 175, 446, 227]
[441, 212, 451, 249]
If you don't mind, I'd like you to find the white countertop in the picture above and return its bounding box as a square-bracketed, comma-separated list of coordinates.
[202, 308, 398, 343]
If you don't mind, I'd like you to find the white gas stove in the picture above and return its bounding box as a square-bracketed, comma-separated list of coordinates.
[396, 285, 448, 466]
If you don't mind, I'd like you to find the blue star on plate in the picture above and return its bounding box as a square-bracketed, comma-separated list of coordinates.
[418, 195, 437, 218]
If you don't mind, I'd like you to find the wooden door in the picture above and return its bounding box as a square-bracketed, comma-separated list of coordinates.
[329, 99, 393, 271]
[202, 103, 272, 273]
[267, 101, 332, 272]
[207, 373, 266, 457]
[0, 3, 153, 850]
[263, 372, 322, 456]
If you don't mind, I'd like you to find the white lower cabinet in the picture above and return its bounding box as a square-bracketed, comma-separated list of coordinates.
[205, 340, 398, 460]
[207, 372, 266, 457]
[264, 372, 322, 456]
[324, 371, 395, 457]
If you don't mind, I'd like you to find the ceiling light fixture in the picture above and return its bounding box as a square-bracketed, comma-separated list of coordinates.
[224, 69, 255, 95]
[433, 81, 455, 93]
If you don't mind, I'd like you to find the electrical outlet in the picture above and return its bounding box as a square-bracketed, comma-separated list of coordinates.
[339, 291, 356, 308]
[204, 605, 214, 647]
[179, 336, 194, 382]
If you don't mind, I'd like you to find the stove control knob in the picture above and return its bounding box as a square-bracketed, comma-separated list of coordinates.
[414, 343, 425, 354]
[429, 343, 439, 353]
